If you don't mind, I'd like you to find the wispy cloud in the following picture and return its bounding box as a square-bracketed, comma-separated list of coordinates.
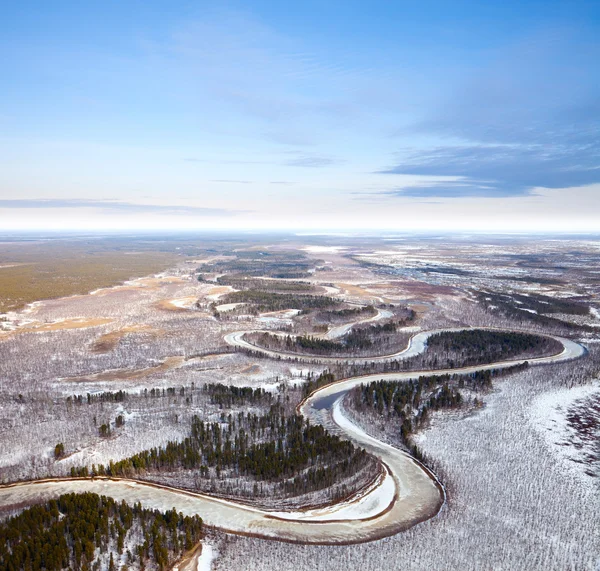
[183, 158, 267, 165]
[380, 141, 600, 198]
[284, 154, 340, 168]
[0, 199, 243, 216]
[209, 179, 252, 184]
[158, 10, 378, 148]
[380, 29, 600, 198]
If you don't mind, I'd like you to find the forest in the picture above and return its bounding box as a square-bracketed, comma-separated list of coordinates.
[250, 321, 407, 356]
[70, 404, 376, 500]
[0, 236, 597, 570]
[215, 275, 316, 293]
[347, 364, 529, 460]
[203, 383, 274, 407]
[424, 330, 562, 366]
[0, 492, 203, 571]
[475, 291, 591, 331]
[196, 250, 318, 279]
[219, 290, 339, 313]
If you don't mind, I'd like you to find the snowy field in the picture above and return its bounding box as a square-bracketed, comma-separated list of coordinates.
[2, 238, 600, 570]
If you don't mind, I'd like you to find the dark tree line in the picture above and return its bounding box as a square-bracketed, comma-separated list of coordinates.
[67, 387, 187, 407]
[216, 275, 316, 293]
[303, 372, 336, 397]
[196, 249, 316, 279]
[0, 493, 203, 571]
[220, 290, 339, 313]
[241, 329, 552, 380]
[203, 383, 274, 407]
[71, 404, 375, 499]
[66, 384, 223, 411]
[425, 330, 562, 367]
[253, 320, 408, 356]
[476, 291, 592, 332]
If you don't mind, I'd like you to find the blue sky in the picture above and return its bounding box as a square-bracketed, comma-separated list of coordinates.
[1, 1, 599, 231]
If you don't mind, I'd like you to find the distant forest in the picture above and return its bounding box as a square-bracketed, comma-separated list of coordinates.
[219, 290, 339, 313]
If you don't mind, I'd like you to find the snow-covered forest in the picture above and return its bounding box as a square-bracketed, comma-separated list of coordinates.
[0, 235, 599, 570]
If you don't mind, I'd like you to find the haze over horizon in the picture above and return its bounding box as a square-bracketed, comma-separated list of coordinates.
[1, 1, 599, 232]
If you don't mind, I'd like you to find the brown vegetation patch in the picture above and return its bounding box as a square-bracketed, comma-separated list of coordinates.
[90, 325, 165, 353]
[92, 276, 188, 298]
[240, 364, 261, 374]
[155, 296, 198, 312]
[62, 356, 186, 383]
[336, 283, 386, 302]
[28, 317, 114, 332]
[388, 279, 457, 297]
[0, 243, 178, 312]
[136, 276, 187, 287]
[0, 317, 114, 341]
[336, 283, 371, 298]
[206, 285, 234, 298]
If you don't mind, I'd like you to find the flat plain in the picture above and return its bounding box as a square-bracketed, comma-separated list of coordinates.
[0, 233, 598, 570]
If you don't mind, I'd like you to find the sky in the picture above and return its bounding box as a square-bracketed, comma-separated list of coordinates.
[1, 1, 599, 232]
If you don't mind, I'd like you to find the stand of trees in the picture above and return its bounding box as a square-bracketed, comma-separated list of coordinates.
[0, 492, 203, 571]
[219, 290, 339, 313]
[203, 383, 274, 407]
[216, 275, 316, 293]
[425, 330, 562, 366]
[348, 364, 528, 461]
[196, 249, 317, 279]
[476, 291, 591, 331]
[303, 372, 336, 397]
[252, 320, 407, 356]
[71, 404, 375, 499]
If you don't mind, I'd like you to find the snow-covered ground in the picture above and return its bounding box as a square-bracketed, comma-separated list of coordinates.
[175, 543, 216, 571]
[215, 302, 244, 312]
[197, 544, 215, 571]
[531, 381, 600, 483]
[324, 308, 393, 340]
[302, 246, 347, 253]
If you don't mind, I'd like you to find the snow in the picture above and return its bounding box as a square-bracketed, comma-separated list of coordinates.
[225, 327, 585, 366]
[170, 298, 196, 309]
[285, 377, 307, 388]
[175, 543, 216, 571]
[260, 309, 301, 319]
[288, 367, 313, 377]
[215, 303, 244, 312]
[321, 285, 340, 296]
[269, 395, 397, 522]
[302, 246, 347, 253]
[269, 467, 395, 522]
[197, 544, 215, 571]
[530, 380, 600, 487]
[324, 308, 392, 340]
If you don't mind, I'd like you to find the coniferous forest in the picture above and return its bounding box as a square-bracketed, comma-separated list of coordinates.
[347, 364, 528, 461]
[70, 404, 376, 500]
[0, 492, 203, 571]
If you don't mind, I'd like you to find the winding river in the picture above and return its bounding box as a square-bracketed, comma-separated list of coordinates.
[0, 329, 585, 544]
